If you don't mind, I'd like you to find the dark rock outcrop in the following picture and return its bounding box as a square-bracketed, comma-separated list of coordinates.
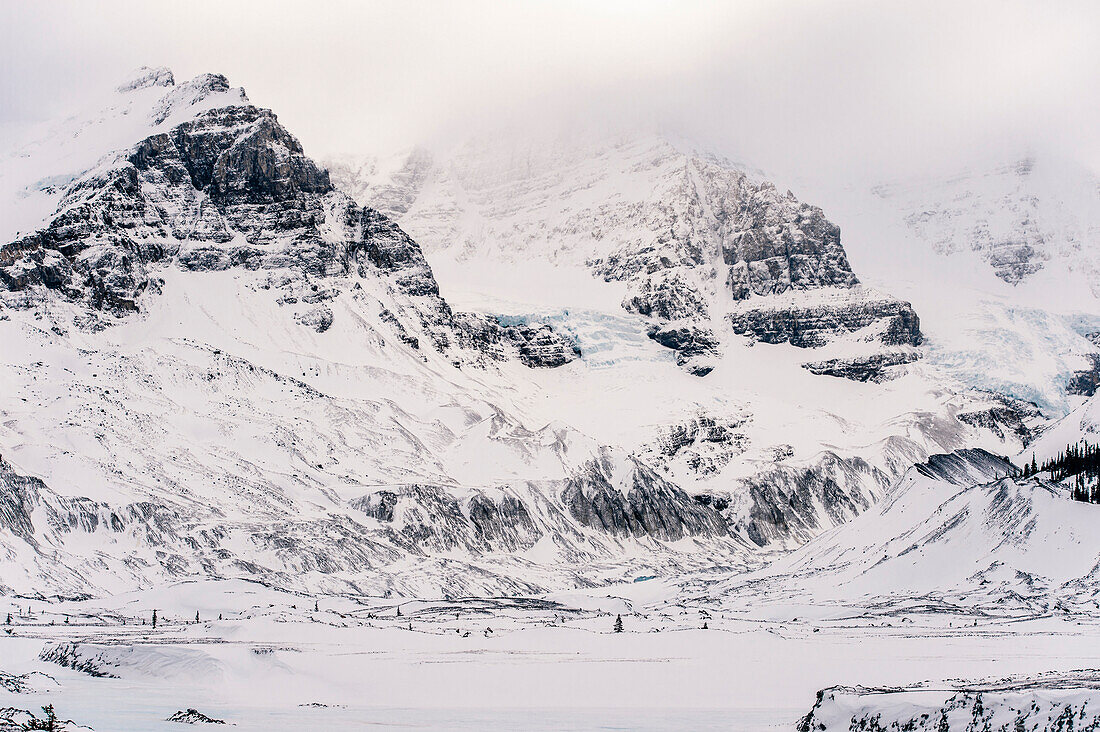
[503, 322, 581, 368]
[0, 457, 41, 545]
[957, 399, 1045, 446]
[646, 324, 719, 375]
[729, 296, 922, 348]
[717, 452, 888, 547]
[350, 485, 542, 554]
[724, 186, 859, 300]
[562, 452, 728, 541]
[168, 708, 227, 724]
[802, 350, 920, 382]
[912, 448, 1017, 485]
[1068, 353, 1100, 396]
[799, 672, 1100, 732]
[647, 411, 750, 476]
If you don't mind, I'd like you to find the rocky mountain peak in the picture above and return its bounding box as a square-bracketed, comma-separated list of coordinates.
[0, 68, 576, 370]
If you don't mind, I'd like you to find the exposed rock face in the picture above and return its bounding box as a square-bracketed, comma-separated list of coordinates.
[295, 305, 334, 332]
[956, 399, 1045, 447]
[442, 315, 580, 367]
[1068, 353, 1100, 396]
[0, 705, 85, 732]
[708, 452, 890, 547]
[325, 148, 433, 218]
[729, 292, 922, 348]
[168, 709, 227, 724]
[802, 350, 920, 382]
[349, 485, 541, 554]
[562, 451, 728, 541]
[39, 643, 118, 678]
[0, 456, 41, 545]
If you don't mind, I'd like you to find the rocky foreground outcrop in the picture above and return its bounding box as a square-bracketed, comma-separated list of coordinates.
[799, 673, 1100, 732]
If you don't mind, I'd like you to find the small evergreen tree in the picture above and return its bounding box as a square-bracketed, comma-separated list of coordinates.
[396, 605, 402, 617]
[5, 613, 10, 625]
[613, 614, 623, 633]
[26, 704, 59, 731]
[195, 611, 200, 624]
[152, 609, 157, 628]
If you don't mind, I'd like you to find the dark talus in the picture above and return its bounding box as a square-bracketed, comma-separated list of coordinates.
[956, 398, 1045, 446]
[646, 324, 719, 375]
[349, 485, 542, 554]
[703, 452, 888, 547]
[0, 456, 42, 545]
[647, 411, 750, 477]
[799, 672, 1100, 732]
[590, 161, 921, 373]
[562, 451, 728, 540]
[724, 186, 859, 300]
[802, 350, 920, 382]
[911, 448, 1017, 485]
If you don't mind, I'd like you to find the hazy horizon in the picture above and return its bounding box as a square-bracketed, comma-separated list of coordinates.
[3, 1, 1098, 187]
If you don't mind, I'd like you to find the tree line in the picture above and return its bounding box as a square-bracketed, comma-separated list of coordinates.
[1021, 440, 1100, 503]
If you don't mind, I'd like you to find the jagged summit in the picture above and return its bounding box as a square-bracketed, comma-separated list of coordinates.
[0, 67, 577, 369]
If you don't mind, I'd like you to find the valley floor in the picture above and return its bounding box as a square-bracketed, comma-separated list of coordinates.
[3, 580, 1100, 730]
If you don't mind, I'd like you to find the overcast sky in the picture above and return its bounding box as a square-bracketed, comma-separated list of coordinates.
[2, 0, 1098, 183]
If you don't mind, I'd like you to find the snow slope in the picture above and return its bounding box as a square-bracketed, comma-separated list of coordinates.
[703, 448, 1100, 617]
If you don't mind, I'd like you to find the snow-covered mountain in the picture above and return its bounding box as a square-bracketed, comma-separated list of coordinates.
[330, 137, 1100, 414]
[0, 67, 1081, 602]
